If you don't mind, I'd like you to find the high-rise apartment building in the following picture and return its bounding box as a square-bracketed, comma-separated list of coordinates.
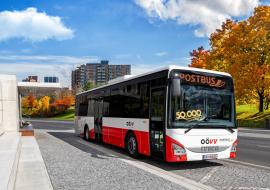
[71, 60, 131, 90]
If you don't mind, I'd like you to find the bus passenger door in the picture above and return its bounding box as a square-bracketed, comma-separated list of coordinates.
[150, 87, 166, 159]
[94, 99, 103, 141]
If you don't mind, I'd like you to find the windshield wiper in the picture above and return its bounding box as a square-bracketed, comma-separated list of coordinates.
[184, 116, 210, 134]
[184, 115, 235, 134]
[184, 122, 206, 134]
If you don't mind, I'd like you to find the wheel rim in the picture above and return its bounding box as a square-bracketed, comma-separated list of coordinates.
[128, 136, 136, 154]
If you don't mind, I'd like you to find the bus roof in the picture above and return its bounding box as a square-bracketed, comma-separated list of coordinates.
[77, 65, 232, 96]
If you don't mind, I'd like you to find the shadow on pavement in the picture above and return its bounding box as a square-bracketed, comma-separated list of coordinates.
[48, 131, 223, 171]
[48, 131, 116, 160]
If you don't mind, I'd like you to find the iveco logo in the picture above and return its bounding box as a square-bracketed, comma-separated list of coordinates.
[201, 138, 218, 145]
[201, 146, 219, 152]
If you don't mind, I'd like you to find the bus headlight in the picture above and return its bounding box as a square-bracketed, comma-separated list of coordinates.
[231, 139, 238, 152]
[172, 143, 186, 156]
[230, 139, 238, 158]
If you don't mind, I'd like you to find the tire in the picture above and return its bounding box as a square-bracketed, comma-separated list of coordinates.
[84, 126, 90, 141]
[126, 133, 139, 158]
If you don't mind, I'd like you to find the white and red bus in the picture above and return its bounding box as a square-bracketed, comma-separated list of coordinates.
[75, 65, 237, 162]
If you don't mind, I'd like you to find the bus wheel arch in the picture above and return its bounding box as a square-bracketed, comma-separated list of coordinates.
[84, 124, 89, 141]
[125, 130, 139, 158]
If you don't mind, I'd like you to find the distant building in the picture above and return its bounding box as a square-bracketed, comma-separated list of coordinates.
[22, 76, 38, 82]
[71, 60, 131, 91]
[44, 76, 59, 83]
[18, 82, 69, 98]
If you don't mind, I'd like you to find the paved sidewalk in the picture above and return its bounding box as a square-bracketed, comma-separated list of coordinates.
[14, 136, 53, 190]
[0, 132, 21, 190]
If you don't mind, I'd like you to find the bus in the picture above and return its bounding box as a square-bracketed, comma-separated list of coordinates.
[75, 65, 237, 162]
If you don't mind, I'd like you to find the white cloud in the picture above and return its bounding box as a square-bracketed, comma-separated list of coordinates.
[0, 7, 74, 42]
[135, 0, 259, 37]
[0, 55, 99, 87]
[155, 51, 167, 56]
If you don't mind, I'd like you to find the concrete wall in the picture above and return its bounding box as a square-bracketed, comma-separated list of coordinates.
[0, 75, 19, 134]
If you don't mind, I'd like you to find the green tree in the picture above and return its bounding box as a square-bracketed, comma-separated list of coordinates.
[83, 82, 95, 91]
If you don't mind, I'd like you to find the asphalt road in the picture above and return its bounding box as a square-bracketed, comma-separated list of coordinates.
[30, 119, 270, 189]
[237, 128, 270, 168]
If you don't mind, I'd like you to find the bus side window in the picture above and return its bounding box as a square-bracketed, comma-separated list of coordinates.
[88, 100, 95, 116]
[103, 97, 110, 117]
[140, 82, 149, 118]
[79, 101, 88, 116]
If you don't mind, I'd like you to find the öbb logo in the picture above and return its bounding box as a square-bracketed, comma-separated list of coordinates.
[201, 138, 218, 145]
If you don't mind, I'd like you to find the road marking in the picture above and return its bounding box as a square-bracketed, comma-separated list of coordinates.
[223, 159, 270, 171]
[226, 187, 270, 190]
[120, 158, 216, 190]
[239, 128, 270, 132]
[27, 119, 73, 124]
[199, 166, 219, 184]
[238, 133, 270, 139]
[256, 145, 270, 149]
[77, 138, 216, 190]
[39, 129, 75, 133]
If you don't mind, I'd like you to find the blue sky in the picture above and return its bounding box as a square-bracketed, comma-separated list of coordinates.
[0, 0, 264, 86]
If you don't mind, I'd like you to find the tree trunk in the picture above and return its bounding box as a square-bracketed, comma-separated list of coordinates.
[258, 92, 264, 112]
[265, 97, 269, 110]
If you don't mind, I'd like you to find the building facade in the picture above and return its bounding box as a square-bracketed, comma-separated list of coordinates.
[71, 60, 131, 90]
[22, 76, 38, 82]
[44, 76, 59, 83]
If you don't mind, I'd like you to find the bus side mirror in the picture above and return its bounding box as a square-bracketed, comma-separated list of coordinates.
[172, 78, 181, 96]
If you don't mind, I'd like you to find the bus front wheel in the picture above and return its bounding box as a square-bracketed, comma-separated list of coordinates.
[126, 133, 138, 158]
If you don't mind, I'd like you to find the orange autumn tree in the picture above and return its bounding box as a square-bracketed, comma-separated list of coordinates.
[22, 95, 38, 110]
[190, 6, 270, 112]
[39, 96, 51, 112]
[52, 95, 75, 112]
[189, 46, 209, 69]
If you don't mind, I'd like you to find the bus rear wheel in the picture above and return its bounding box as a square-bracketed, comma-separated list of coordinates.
[84, 126, 90, 141]
[126, 133, 138, 158]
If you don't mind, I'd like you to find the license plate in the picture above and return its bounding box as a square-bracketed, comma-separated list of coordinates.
[202, 154, 218, 160]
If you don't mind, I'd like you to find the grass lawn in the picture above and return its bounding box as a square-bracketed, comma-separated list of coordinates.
[49, 107, 75, 121]
[236, 104, 270, 128]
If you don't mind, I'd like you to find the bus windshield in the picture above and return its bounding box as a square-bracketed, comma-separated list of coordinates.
[169, 71, 235, 128]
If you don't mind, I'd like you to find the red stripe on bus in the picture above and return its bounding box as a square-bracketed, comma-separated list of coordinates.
[133, 130, 150, 156]
[89, 128, 95, 140]
[102, 126, 150, 156]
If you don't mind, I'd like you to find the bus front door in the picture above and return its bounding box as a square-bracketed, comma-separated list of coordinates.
[150, 87, 166, 159]
[94, 99, 103, 142]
